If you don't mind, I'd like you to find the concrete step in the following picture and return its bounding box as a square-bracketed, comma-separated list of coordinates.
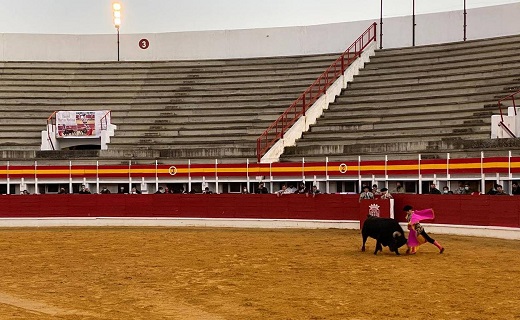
[348, 73, 519, 90]
[113, 127, 266, 137]
[0, 53, 340, 69]
[374, 33, 520, 58]
[358, 57, 520, 78]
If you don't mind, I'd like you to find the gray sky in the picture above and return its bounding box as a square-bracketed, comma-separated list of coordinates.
[0, 0, 518, 34]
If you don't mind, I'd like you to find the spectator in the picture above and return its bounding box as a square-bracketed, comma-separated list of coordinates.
[203, 187, 213, 194]
[131, 187, 141, 194]
[494, 185, 509, 195]
[189, 189, 197, 194]
[79, 184, 89, 194]
[487, 184, 498, 195]
[429, 183, 441, 195]
[276, 184, 292, 196]
[512, 182, 520, 195]
[83, 188, 92, 194]
[118, 186, 126, 194]
[380, 187, 393, 199]
[297, 182, 307, 194]
[288, 184, 297, 193]
[462, 183, 473, 195]
[372, 184, 380, 196]
[241, 186, 248, 194]
[179, 187, 187, 194]
[155, 187, 165, 194]
[442, 186, 450, 194]
[308, 185, 321, 197]
[359, 185, 374, 202]
[58, 188, 67, 194]
[100, 186, 111, 194]
[455, 182, 465, 194]
[394, 182, 405, 194]
[255, 182, 269, 194]
[21, 190, 30, 195]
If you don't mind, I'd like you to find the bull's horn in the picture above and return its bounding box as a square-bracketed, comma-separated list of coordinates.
[393, 231, 402, 238]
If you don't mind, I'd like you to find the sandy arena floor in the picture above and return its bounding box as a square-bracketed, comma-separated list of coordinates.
[0, 227, 519, 320]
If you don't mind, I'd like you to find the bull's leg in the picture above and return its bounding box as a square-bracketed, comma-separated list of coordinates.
[361, 233, 368, 252]
[394, 248, 400, 255]
[374, 240, 382, 255]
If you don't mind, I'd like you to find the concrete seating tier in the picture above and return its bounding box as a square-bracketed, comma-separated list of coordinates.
[280, 34, 520, 162]
[0, 53, 340, 159]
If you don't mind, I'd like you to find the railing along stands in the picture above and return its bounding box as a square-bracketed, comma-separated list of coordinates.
[256, 23, 377, 162]
[497, 89, 520, 138]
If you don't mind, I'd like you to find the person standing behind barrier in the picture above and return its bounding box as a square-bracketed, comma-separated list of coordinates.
[307, 185, 321, 198]
[512, 182, 520, 195]
[297, 182, 307, 194]
[429, 183, 442, 195]
[394, 182, 405, 194]
[359, 185, 374, 202]
[403, 205, 444, 255]
[255, 182, 269, 194]
[380, 187, 393, 199]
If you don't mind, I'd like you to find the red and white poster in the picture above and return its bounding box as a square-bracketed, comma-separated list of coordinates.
[56, 111, 108, 138]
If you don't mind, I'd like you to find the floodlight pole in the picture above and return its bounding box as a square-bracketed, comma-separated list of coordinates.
[116, 26, 120, 62]
[463, 0, 467, 41]
[379, 0, 383, 49]
[412, 0, 416, 46]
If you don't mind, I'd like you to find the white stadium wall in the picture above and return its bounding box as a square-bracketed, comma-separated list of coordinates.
[0, 3, 519, 61]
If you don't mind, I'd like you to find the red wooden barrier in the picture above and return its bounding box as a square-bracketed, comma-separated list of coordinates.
[0, 194, 360, 221]
[0, 194, 519, 229]
[392, 194, 520, 228]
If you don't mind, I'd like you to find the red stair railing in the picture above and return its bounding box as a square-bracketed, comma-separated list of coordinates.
[256, 23, 377, 162]
[497, 89, 520, 138]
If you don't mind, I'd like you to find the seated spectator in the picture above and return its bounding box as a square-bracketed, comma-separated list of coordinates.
[380, 187, 393, 199]
[297, 182, 307, 194]
[118, 186, 126, 194]
[203, 187, 213, 194]
[442, 186, 450, 194]
[179, 187, 187, 194]
[394, 182, 405, 193]
[241, 187, 248, 194]
[155, 187, 165, 194]
[58, 188, 67, 194]
[359, 185, 374, 202]
[189, 189, 197, 194]
[372, 184, 380, 196]
[288, 184, 297, 193]
[130, 187, 141, 194]
[83, 188, 92, 194]
[100, 186, 111, 194]
[494, 185, 509, 195]
[429, 183, 441, 194]
[512, 182, 520, 195]
[21, 190, 30, 195]
[255, 182, 269, 194]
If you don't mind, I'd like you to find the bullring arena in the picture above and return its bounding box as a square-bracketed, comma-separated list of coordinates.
[2, 1, 520, 319]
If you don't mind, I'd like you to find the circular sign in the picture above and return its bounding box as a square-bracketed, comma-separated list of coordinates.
[139, 38, 150, 50]
[339, 163, 348, 174]
[168, 166, 177, 176]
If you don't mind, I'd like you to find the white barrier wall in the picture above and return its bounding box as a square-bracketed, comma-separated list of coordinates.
[0, 3, 519, 61]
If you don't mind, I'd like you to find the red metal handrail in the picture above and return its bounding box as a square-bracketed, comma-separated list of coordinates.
[497, 89, 520, 138]
[100, 110, 112, 130]
[256, 23, 377, 162]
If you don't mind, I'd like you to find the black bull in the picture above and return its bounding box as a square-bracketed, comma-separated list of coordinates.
[361, 216, 408, 255]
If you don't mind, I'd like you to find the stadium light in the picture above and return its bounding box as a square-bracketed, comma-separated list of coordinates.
[463, 0, 467, 41]
[412, 0, 416, 46]
[379, 0, 383, 49]
[112, 2, 122, 61]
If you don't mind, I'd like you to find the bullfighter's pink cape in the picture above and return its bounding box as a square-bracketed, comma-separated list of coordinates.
[407, 208, 435, 247]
